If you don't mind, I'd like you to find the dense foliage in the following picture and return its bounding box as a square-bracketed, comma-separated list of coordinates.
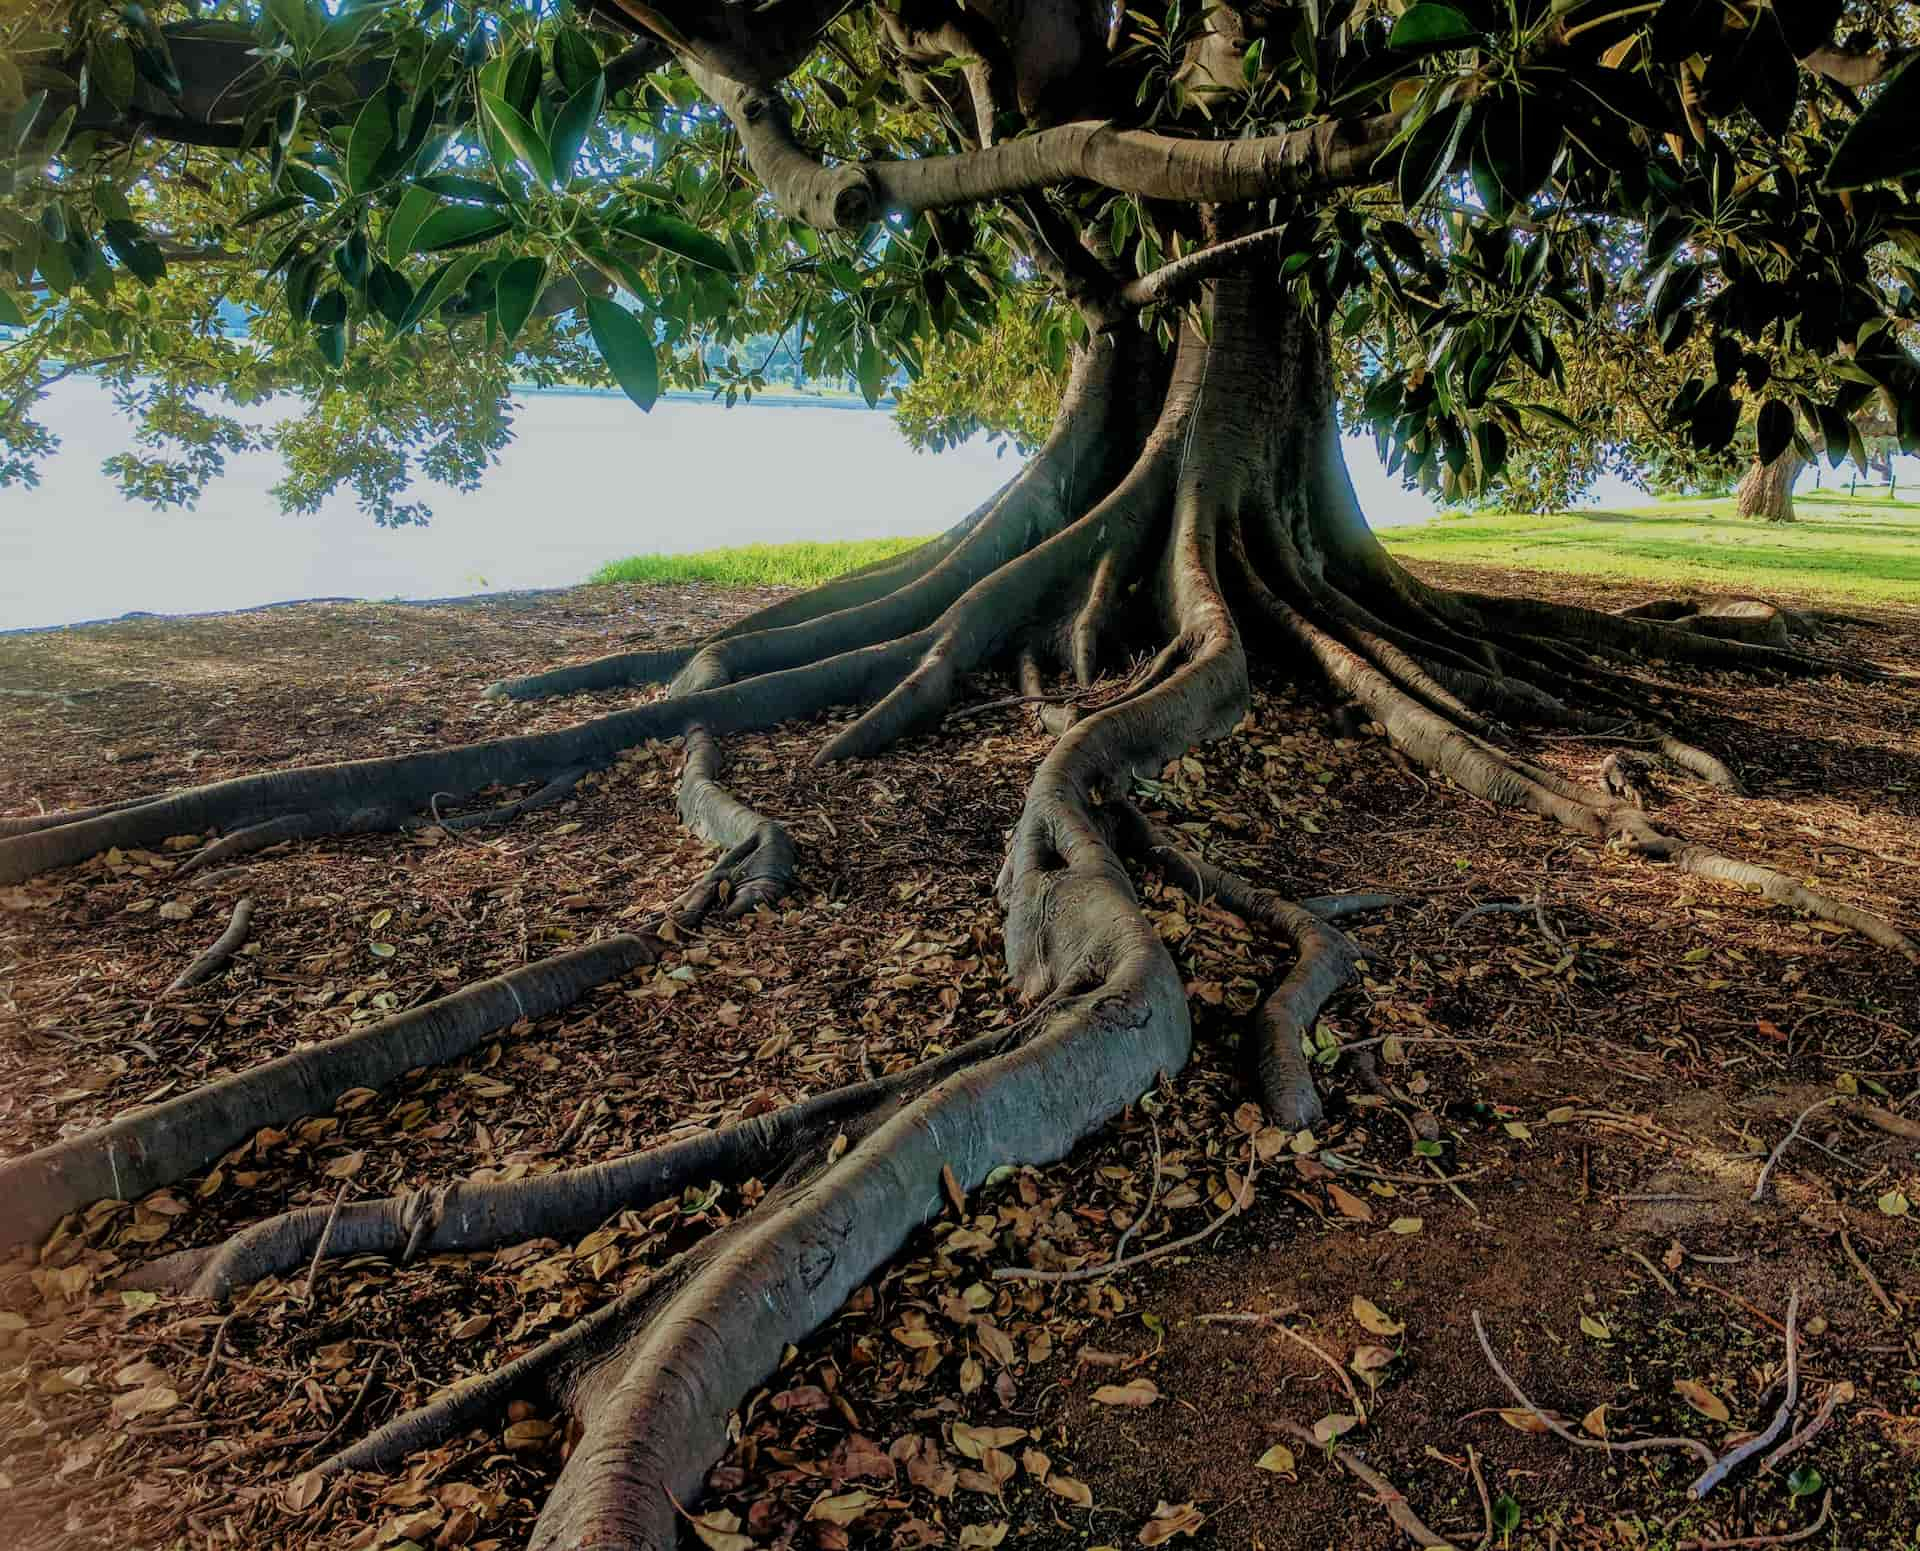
[2, 0, 1918, 519]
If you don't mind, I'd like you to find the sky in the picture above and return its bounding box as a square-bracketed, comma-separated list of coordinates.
[1, 377, 1600, 632]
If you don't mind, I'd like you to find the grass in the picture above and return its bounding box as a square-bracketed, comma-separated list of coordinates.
[1382, 490, 1920, 603]
[590, 537, 931, 590]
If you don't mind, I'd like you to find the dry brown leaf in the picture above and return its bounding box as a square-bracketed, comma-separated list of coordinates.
[1138, 1500, 1205, 1545]
[1092, 1377, 1161, 1407]
[1351, 1296, 1404, 1336]
[958, 1525, 1008, 1548]
[1581, 1404, 1609, 1439]
[1673, 1379, 1730, 1422]
[688, 1509, 752, 1551]
[1253, 1443, 1296, 1474]
[805, 1490, 874, 1528]
[1327, 1183, 1374, 1222]
[1349, 1344, 1395, 1374]
[1046, 1474, 1094, 1508]
[1498, 1408, 1552, 1434]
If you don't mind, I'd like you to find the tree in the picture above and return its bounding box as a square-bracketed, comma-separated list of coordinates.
[4, 1, 1920, 1544]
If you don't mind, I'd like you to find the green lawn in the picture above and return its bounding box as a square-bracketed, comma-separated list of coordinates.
[591, 536, 930, 589]
[1382, 491, 1920, 603]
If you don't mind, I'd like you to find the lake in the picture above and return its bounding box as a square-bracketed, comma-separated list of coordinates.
[3, 378, 1441, 632]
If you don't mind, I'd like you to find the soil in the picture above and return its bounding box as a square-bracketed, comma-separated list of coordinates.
[1, 562, 1916, 1551]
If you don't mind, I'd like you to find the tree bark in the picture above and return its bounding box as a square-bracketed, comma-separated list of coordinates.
[1736, 447, 1804, 522]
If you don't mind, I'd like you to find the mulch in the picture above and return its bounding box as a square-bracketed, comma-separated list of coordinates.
[0, 563, 1915, 1551]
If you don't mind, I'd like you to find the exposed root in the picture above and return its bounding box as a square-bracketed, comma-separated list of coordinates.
[1273, 1417, 1452, 1549]
[3, 935, 660, 1250]
[166, 895, 253, 992]
[435, 768, 586, 833]
[0, 790, 174, 838]
[1688, 1287, 1800, 1496]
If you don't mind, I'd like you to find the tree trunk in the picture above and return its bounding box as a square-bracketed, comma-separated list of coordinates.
[1, 269, 1910, 1551]
[1736, 447, 1804, 521]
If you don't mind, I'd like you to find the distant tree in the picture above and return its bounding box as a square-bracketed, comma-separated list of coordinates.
[3, 4, 1920, 1544]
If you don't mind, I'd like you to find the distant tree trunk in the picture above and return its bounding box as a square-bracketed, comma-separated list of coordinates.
[1735, 446, 1803, 521]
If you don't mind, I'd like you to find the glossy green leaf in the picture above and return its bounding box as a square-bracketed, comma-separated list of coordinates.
[552, 29, 600, 96]
[0, 289, 27, 327]
[549, 72, 604, 184]
[410, 203, 512, 252]
[345, 91, 396, 194]
[1756, 399, 1794, 465]
[415, 174, 509, 206]
[1390, 3, 1481, 52]
[1825, 54, 1920, 189]
[1398, 101, 1467, 209]
[585, 295, 658, 411]
[480, 90, 555, 187]
[399, 251, 485, 331]
[495, 255, 545, 348]
[612, 207, 738, 274]
[366, 261, 413, 329]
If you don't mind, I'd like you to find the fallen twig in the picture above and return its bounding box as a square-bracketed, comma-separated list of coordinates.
[303, 1182, 349, 1305]
[1320, 1152, 1489, 1187]
[1275, 1417, 1452, 1549]
[1618, 1247, 1680, 1299]
[1466, 1446, 1492, 1551]
[1750, 1096, 1843, 1203]
[1838, 1229, 1899, 1321]
[996, 1147, 1255, 1284]
[1111, 1111, 1163, 1266]
[1764, 1380, 1850, 1474]
[192, 1309, 240, 1404]
[1471, 1311, 1715, 1467]
[1450, 896, 1563, 946]
[1689, 1287, 1799, 1496]
[167, 897, 253, 992]
[1674, 1489, 1831, 1550]
[1200, 1311, 1367, 1418]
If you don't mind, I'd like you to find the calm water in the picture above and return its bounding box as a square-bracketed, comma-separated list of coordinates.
[2, 379, 1441, 631]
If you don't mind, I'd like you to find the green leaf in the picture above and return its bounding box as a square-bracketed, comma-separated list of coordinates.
[366, 261, 413, 329]
[1785, 1466, 1823, 1499]
[284, 162, 337, 203]
[1398, 101, 1467, 209]
[495, 255, 545, 348]
[0, 289, 27, 326]
[552, 29, 601, 96]
[89, 37, 136, 113]
[611, 207, 738, 274]
[315, 320, 346, 368]
[480, 90, 556, 187]
[1756, 399, 1794, 465]
[585, 295, 658, 411]
[415, 174, 510, 206]
[385, 184, 437, 264]
[1390, 3, 1482, 53]
[235, 192, 305, 228]
[399, 251, 485, 331]
[410, 203, 512, 252]
[1491, 1493, 1522, 1534]
[1825, 53, 1920, 189]
[856, 339, 886, 406]
[549, 72, 604, 184]
[345, 91, 396, 195]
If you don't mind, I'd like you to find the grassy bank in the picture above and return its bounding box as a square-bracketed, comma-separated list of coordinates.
[591, 537, 930, 589]
[1382, 492, 1920, 603]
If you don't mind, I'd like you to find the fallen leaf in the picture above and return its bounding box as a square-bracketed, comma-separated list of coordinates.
[1312, 1413, 1360, 1443]
[1327, 1183, 1374, 1222]
[1498, 1408, 1552, 1434]
[1046, 1474, 1094, 1507]
[806, 1490, 874, 1528]
[1387, 1216, 1423, 1235]
[688, 1510, 752, 1551]
[1352, 1296, 1404, 1336]
[1350, 1344, 1395, 1373]
[1878, 1190, 1911, 1217]
[1253, 1443, 1296, 1474]
[1092, 1378, 1161, 1408]
[1673, 1379, 1730, 1422]
[1580, 1314, 1612, 1341]
[958, 1525, 1008, 1548]
[1138, 1500, 1205, 1545]
[1581, 1405, 1609, 1439]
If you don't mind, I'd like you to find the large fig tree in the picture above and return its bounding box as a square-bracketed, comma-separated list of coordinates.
[3, 1, 1919, 1545]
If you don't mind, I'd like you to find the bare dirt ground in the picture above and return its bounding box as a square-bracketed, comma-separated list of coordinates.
[1, 564, 1916, 1551]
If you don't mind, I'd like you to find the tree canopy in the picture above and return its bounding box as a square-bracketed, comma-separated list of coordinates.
[2, 0, 1917, 519]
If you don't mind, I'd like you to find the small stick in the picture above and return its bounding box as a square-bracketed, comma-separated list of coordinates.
[1761, 1382, 1849, 1473]
[1110, 1111, 1163, 1266]
[1838, 1229, 1898, 1320]
[296, 1350, 386, 1468]
[1674, 1489, 1831, 1550]
[1618, 1247, 1680, 1299]
[1320, 1153, 1489, 1187]
[192, 1309, 240, 1403]
[1466, 1445, 1493, 1551]
[1688, 1287, 1799, 1497]
[303, 1182, 349, 1304]
[1200, 1311, 1367, 1417]
[996, 1147, 1255, 1285]
[1750, 1096, 1843, 1203]
[1471, 1311, 1716, 1467]
[1274, 1417, 1452, 1549]
[168, 897, 253, 992]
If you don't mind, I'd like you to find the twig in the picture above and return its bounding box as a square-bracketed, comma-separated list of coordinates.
[192, 1310, 240, 1403]
[1275, 1418, 1452, 1549]
[1619, 1247, 1680, 1298]
[167, 896, 253, 992]
[1838, 1229, 1898, 1321]
[1674, 1489, 1831, 1550]
[303, 1182, 349, 1304]
[995, 1147, 1255, 1284]
[1750, 1096, 1843, 1203]
[1689, 1288, 1799, 1496]
[296, 1350, 386, 1468]
[1450, 897, 1562, 946]
[1320, 1152, 1488, 1187]
[1111, 1111, 1163, 1266]
[1471, 1311, 1716, 1467]
[1201, 1311, 1367, 1418]
[1467, 1445, 1493, 1551]
[1761, 1381, 1848, 1473]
